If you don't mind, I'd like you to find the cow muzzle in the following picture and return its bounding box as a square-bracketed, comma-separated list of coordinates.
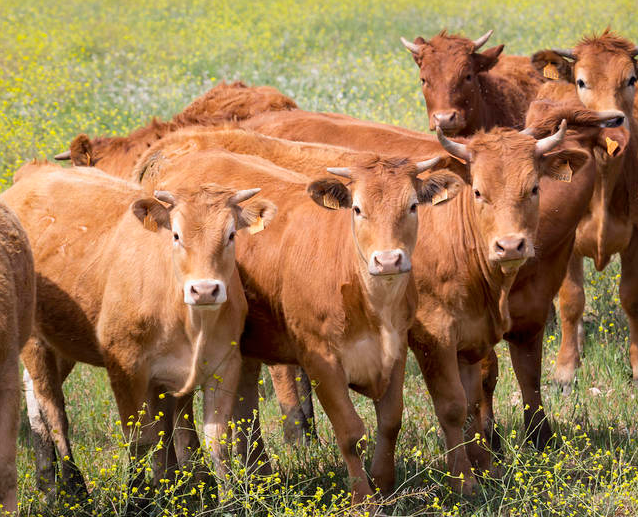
[430, 110, 463, 134]
[489, 235, 533, 274]
[184, 279, 227, 308]
[368, 249, 411, 276]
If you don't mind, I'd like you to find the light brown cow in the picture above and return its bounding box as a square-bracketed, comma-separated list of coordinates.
[53, 80, 297, 174]
[135, 140, 457, 503]
[2, 164, 276, 497]
[546, 31, 638, 386]
[400, 30, 544, 136]
[0, 201, 35, 514]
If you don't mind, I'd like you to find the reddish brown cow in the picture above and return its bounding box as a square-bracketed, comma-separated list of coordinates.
[546, 31, 638, 386]
[54, 80, 297, 174]
[135, 140, 456, 503]
[3, 164, 276, 497]
[400, 30, 544, 136]
[0, 201, 35, 513]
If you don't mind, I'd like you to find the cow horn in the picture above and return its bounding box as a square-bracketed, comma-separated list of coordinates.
[229, 188, 261, 205]
[472, 29, 493, 50]
[153, 190, 177, 207]
[552, 48, 576, 60]
[414, 156, 441, 173]
[436, 126, 470, 162]
[327, 167, 352, 179]
[400, 37, 421, 54]
[535, 119, 567, 156]
[631, 46, 638, 57]
[54, 150, 71, 160]
[594, 110, 626, 128]
[520, 127, 535, 136]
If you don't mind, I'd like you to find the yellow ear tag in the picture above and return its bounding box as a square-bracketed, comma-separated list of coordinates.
[431, 188, 449, 205]
[248, 216, 264, 235]
[553, 161, 573, 182]
[143, 214, 158, 232]
[543, 63, 560, 80]
[322, 194, 341, 210]
[606, 136, 619, 156]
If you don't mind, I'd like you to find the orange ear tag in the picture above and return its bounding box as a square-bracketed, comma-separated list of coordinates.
[143, 214, 158, 232]
[248, 216, 264, 235]
[431, 188, 449, 205]
[543, 63, 560, 80]
[553, 161, 573, 182]
[322, 194, 340, 210]
[606, 136, 619, 156]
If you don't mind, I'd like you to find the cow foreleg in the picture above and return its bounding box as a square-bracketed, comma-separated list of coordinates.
[555, 252, 585, 389]
[479, 350, 500, 452]
[0, 332, 20, 514]
[411, 345, 477, 495]
[620, 230, 638, 383]
[170, 394, 202, 470]
[371, 353, 406, 496]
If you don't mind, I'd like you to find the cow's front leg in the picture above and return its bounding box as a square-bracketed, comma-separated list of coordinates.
[479, 350, 500, 452]
[620, 229, 638, 383]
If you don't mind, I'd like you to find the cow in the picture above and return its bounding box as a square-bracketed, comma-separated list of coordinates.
[238, 105, 625, 490]
[543, 30, 638, 386]
[400, 30, 544, 136]
[133, 139, 456, 503]
[0, 201, 35, 514]
[2, 163, 277, 498]
[52, 80, 297, 174]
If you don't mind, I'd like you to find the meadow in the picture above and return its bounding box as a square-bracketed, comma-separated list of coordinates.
[3, 0, 638, 515]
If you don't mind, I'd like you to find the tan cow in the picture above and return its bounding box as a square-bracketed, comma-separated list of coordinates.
[134, 141, 457, 503]
[2, 164, 276, 497]
[400, 30, 544, 136]
[545, 30, 638, 386]
[0, 201, 35, 514]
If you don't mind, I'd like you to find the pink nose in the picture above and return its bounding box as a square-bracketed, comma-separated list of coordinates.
[493, 236, 527, 261]
[368, 250, 411, 275]
[432, 110, 460, 129]
[184, 280, 227, 305]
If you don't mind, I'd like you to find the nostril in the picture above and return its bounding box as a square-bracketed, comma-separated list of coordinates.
[394, 253, 402, 266]
[616, 116, 625, 126]
[449, 112, 456, 121]
[516, 239, 525, 252]
[495, 242, 505, 253]
[211, 284, 220, 297]
[190, 285, 198, 295]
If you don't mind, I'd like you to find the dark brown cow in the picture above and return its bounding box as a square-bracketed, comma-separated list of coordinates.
[54, 81, 297, 174]
[3, 164, 276, 497]
[400, 30, 544, 136]
[0, 201, 35, 513]
[546, 31, 638, 386]
[135, 141, 456, 503]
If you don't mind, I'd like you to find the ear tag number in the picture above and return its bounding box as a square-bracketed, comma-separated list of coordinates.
[322, 194, 340, 210]
[432, 188, 449, 205]
[543, 63, 560, 80]
[248, 216, 264, 235]
[606, 137, 619, 156]
[554, 161, 573, 183]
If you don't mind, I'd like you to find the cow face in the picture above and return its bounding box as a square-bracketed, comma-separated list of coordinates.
[132, 185, 276, 309]
[307, 157, 463, 276]
[437, 123, 589, 275]
[401, 30, 503, 136]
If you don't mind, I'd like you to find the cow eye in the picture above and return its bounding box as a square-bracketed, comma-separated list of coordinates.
[173, 232, 180, 242]
[531, 185, 539, 196]
[353, 206, 361, 215]
[576, 79, 586, 89]
[629, 77, 637, 87]
[420, 78, 426, 85]
[474, 189, 481, 199]
[410, 203, 418, 213]
[228, 231, 236, 243]
[466, 74, 472, 82]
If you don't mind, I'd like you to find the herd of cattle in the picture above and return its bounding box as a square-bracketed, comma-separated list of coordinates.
[0, 27, 637, 513]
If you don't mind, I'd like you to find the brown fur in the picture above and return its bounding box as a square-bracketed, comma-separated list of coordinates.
[530, 50, 574, 82]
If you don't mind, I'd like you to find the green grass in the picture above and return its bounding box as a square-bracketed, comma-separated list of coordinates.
[4, 0, 638, 515]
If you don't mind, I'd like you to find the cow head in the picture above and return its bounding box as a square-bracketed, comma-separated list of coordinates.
[401, 29, 503, 136]
[131, 184, 277, 309]
[307, 156, 463, 276]
[553, 30, 638, 120]
[437, 121, 589, 275]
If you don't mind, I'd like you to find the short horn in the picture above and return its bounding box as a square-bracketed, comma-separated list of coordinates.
[552, 48, 576, 59]
[535, 119, 567, 156]
[400, 37, 421, 54]
[154, 190, 177, 207]
[520, 127, 536, 136]
[472, 29, 493, 50]
[436, 126, 470, 163]
[593, 110, 626, 128]
[327, 167, 352, 179]
[54, 150, 71, 160]
[229, 188, 261, 205]
[415, 156, 441, 173]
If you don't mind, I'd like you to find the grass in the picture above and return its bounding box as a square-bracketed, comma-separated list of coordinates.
[3, 0, 638, 515]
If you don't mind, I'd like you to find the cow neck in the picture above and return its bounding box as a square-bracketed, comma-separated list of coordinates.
[622, 117, 638, 223]
[460, 188, 516, 336]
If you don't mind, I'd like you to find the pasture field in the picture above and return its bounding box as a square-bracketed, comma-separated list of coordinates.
[3, 0, 638, 515]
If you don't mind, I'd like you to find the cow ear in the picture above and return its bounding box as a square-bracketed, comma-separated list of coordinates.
[530, 50, 574, 81]
[539, 148, 591, 182]
[69, 134, 93, 166]
[411, 37, 426, 65]
[418, 171, 464, 205]
[237, 199, 278, 232]
[307, 178, 352, 210]
[131, 198, 172, 232]
[473, 45, 504, 72]
[596, 127, 629, 158]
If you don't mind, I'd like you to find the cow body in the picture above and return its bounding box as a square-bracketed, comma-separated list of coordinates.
[0, 201, 35, 513]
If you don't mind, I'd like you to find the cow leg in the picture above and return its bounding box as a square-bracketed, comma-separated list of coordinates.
[21, 338, 86, 498]
[480, 350, 501, 452]
[620, 230, 638, 383]
[508, 331, 552, 449]
[233, 357, 271, 475]
[170, 394, 201, 467]
[411, 346, 477, 495]
[370, 353, 406, 496]
[146, 385, 179, 482]
[555, 252, 585, 389]
[458, 360, 492, 474]
[269, 364, 315, 444]
[0, 332, 20, 513]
